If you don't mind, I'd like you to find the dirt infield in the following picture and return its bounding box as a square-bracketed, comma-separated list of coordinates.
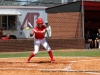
[0, 57, 100, 75]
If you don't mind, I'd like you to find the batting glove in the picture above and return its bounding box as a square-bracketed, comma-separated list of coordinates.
[30, 34, 33, 37]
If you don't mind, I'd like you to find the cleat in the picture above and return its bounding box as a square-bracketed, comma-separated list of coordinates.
[51, 60, 57, 63]
[26, 59, 30, 63]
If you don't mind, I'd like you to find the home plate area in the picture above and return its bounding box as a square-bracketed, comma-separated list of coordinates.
[0, 57, 100, 75]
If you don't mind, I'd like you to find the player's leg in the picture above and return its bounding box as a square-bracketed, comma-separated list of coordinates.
[27, 39, 40, 62]
[40, 38, 55, 63]
[94, 39, 97, 48]
[27, 52, 35, 62]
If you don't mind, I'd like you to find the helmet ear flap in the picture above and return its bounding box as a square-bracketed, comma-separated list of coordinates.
[36, 18, 44, 25]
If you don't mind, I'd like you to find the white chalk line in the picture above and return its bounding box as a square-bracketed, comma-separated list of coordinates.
[63, 58, 100, 71]
[0, 68, 99, 75]
[63, 61, 74, 70]
[83, 72, 100, 75]
[63, 58, 100, 75]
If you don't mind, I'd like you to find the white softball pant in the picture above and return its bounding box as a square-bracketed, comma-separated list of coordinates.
[33, 38, 51, 55]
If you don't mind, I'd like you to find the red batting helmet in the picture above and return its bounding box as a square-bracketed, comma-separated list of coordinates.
[36, 18, 43, 25]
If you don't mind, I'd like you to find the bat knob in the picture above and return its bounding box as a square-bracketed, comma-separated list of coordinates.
[30, 34, 33, 37]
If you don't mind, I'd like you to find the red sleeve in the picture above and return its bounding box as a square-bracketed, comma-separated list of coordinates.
[1, 37, 8, 40]
[1, 37, 12, 40]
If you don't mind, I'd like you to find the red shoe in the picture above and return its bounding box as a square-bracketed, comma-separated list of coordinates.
[27, 53, 35, 63]
[26, 59, 30, 63]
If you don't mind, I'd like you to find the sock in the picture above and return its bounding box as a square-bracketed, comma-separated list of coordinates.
[27, 53, 35, 61]
[48, 50, 55, 61]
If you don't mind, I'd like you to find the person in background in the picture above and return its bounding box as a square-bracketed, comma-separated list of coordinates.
[85, 31, 93, 49]
[1, 33, 12, 40]
[94, 29, 100, 48]
[44, 21, 52, 38]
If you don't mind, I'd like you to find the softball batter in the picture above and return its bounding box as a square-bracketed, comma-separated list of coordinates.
[27, 18, 56, 63]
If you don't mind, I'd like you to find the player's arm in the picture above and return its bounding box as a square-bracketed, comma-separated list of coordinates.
[41, 29, 46, 34]
[34, 28, 46, 34]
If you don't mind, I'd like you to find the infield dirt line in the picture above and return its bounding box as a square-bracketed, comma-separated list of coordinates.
[0, 57, 99, 59]
[2, 57, 100, 63]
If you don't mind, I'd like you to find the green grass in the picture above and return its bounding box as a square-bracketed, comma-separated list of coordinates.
[0, 50, 100, 58]
[53, 50, 100, 57]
